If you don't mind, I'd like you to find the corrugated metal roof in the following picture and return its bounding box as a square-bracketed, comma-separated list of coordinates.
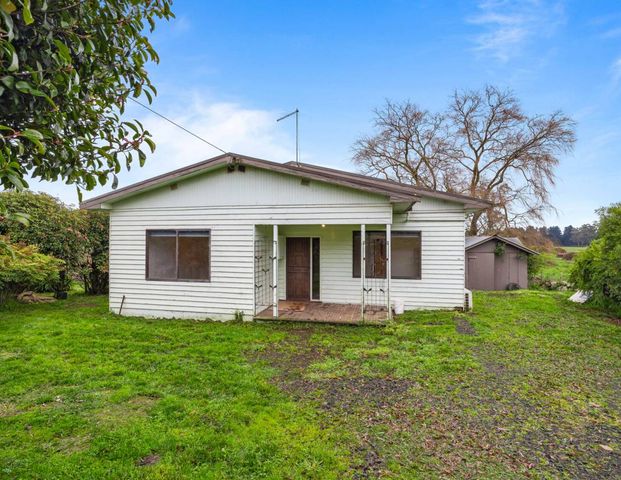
[283, 161, 491, 210]
[81, 152, 492, 210]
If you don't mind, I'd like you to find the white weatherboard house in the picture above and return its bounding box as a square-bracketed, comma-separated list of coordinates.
[82, 153, 489, 323]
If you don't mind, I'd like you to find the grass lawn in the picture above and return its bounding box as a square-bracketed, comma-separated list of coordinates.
[537, 253, 574, 283]
[1, 292, 620, 479]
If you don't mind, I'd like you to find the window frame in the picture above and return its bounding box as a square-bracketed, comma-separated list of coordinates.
[145, 229, 211, 282]
[391, 231, 422, 280]
[352, 230, 422, 280]
[311, 237, 320, 300]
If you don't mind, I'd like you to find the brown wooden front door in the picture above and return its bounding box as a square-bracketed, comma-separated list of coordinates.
[286, 237, 311, 300]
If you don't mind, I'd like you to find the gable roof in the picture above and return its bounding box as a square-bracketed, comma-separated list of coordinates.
[465, 235, 538, 255]
[80, 152, 491, 210]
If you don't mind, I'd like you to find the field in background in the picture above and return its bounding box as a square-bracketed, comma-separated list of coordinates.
[536, 246, 586, 284]
[563, 246, 588, 253]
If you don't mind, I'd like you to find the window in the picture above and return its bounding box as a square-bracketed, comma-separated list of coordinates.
[352, 231, 386, 278]
[353, 231, 421, 280]
[146, 230, 211, 281]
[391, 232, 421, 279]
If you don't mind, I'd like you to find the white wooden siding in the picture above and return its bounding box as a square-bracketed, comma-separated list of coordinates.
[111, 166, 390, 209]
[276, 197, 465, 310]
[393, 197, 465, 309]
[108, 165, 394, 320]
[107, 166, 466, 320]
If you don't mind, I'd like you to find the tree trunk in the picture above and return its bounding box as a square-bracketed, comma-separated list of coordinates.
[467, 213, 481, 236]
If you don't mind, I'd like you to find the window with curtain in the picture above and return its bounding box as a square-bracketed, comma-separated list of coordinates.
[353, 231, 421, 279]
[146, 230, 211, 281]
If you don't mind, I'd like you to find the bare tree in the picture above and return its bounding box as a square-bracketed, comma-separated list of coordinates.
[353, 86, 576, 235]
[352, 101, 456, 190]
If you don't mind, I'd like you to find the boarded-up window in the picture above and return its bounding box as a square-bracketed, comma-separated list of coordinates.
[392, 232, 421, 279]
[353, 231, 421, 279]
[146, 230, 211, 281]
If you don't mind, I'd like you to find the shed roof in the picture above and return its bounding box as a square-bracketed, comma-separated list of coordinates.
[465, 235, 538, 255]
[80, 152, 492, 210]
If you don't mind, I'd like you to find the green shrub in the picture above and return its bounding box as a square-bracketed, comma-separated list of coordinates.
[527, 253, 544, 280]
[0, 191, 84, 273]
[571, 203, 621, 316]
[0, 191, 109, 294]
[0, 239, 64, 303]
[76, 210, 109, 294]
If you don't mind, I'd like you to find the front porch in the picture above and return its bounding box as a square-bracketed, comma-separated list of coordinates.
[254, 223, 395, 324]
[255, 301, 389, 325]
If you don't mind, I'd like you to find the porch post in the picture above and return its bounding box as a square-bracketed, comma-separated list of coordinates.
[272, 224, 279, 318]
[361, 224, 366, 321]
[386, 224, 392, 320]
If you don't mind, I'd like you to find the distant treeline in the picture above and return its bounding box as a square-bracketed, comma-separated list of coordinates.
[540, 224, 598, 247]
[497, 224, 598, 252]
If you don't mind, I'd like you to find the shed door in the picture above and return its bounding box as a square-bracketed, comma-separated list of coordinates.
[467, 253, 495, 290]
[286, 238, 311, 300]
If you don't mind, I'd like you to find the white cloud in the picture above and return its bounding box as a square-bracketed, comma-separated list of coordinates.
[467, 0, 565, 62]
[137, 95, 295, 169]
[28, 94, 296, 206]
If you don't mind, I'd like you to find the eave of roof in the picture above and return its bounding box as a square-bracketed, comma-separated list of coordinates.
[80, 152, 489, 210]
[284, 161, 491, 210]
[465, 235, 539, 255]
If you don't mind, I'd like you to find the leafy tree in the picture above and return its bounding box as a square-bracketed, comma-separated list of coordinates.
[546, 226, 562, 245]
[76, 209, 109, 294]
[0, 0, 173, 195]
[0, 190, 84, 273]
[0, 190, 110, 293]
[561, 225, 574, 246]
[541, 224, 597, 247]
[571, 223, 598, 246]
[571, 203, 621, 316]
[0, 238, 63, 302]
[353, 86, 576, 235]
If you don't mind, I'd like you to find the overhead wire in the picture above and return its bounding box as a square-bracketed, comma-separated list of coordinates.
[128, 97, 227, 154]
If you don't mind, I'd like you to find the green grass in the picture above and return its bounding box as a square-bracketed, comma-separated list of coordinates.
[537, 252, 574, 282]
[1, 292, 620, 479]
[537, 246, 587, 282]
[563, 246, 587, 253]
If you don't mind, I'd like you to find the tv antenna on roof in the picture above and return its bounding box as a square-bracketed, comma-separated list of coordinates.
[276, 108, 299, 166]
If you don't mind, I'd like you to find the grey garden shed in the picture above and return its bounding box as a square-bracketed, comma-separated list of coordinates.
[465, 235, 538, 291]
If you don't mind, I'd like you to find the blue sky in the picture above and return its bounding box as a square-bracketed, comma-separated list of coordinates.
[37, 0, 621, 226]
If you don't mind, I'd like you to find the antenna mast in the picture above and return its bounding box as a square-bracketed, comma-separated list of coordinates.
[276, 109, 299, 166]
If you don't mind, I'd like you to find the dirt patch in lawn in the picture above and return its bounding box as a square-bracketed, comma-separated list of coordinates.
[251, 328, 326, 379]
[250, 325, 621, 479]
[93, 395, 158, 427]
[249, 328, 418, 478]
[54, 435, 91, 454]
[0, 402, 19, 418]
[137, 453, 161, 467]
[250, 328, 415, 409]
[605, 316, 621, 326]
[470, 347, 621, 479]
[454, 316, 477, 335]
